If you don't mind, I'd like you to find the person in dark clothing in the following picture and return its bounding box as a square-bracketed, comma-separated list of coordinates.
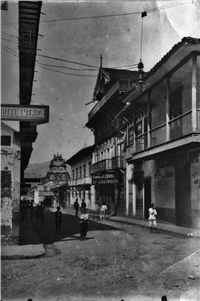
[55, 206, 62, 233]
[20, 200, 26, 221]
[74, 199, 79, 216]
[80, 199, 86, 211]
[30, 199, 34, 220]
[80, 208, 89, 240]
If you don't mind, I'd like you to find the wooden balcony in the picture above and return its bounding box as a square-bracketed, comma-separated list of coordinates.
[91, 156, 123, 174]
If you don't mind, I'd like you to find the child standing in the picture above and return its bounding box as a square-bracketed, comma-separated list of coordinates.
[100, 203, 107, 220]
[148, 203, 157, 233]
[55, 206, 62, 233]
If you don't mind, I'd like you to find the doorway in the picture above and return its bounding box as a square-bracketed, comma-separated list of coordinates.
[175, 163, 191, 226]
[144, 177, 151, 220]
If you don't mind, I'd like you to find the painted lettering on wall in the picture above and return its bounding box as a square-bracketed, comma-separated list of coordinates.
[156, 149, 200, 169]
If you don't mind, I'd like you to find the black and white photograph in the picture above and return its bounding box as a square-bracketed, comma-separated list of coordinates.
[1, 1, 200, 301]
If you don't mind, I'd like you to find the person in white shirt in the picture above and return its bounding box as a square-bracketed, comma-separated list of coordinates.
[80, 208, 89, 240]
[148, 203, 157, 233]
[100, 203, 108, 220]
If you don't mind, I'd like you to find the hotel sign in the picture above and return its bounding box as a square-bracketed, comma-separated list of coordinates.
[1, 104, 49, 124]
[92, 173, 118, 185]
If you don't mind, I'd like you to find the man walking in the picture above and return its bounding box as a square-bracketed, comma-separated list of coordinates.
[74, 199, 79, 217]
[55, 206, 62, 233]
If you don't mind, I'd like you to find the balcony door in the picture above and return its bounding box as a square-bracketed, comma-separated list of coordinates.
[170, 87, 183, 139]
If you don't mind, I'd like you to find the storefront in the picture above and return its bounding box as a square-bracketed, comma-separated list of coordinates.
[93, 170, 124, 215]
[128, 146, 200, 228]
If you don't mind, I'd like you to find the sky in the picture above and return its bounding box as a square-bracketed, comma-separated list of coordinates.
[1, 0, 200, 165]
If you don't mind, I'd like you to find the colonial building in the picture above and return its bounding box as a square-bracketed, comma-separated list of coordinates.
[1, 2, 49, 242]
[118, 37, 200, 228]
[36, 153, 71, 208]
[86, 68, 138, 215]
[66, 146, 95, 210]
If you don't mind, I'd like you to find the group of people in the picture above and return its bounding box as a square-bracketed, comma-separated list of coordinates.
[55, 199, 158, 238]
[20, 199, 45, 229]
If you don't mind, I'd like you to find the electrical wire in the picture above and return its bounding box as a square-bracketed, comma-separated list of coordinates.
[35, 63, 98, 77]
[36, 61, 98, 71]
[39, 2, 187, 23]
[37, 54, 99, 68]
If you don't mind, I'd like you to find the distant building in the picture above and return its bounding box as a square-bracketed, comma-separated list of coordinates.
[35, 153, 70, 207]
[66, 145, 96, 210]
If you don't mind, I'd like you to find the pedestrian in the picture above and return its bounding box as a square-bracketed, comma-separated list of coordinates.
[34, 204, 42, 229]
[20, 200, 26, 221]
[40, 201, 45, 223]
[100, 202, 107, 220]
[74, 198, 79, 216]
[55, 206, 62, 233]
[148, 203, 157, 233]
[30, 199, 34, 220]
[80, 199, 86, 210]
[80, 208, 89, 240]
[25, 200, 31, 228]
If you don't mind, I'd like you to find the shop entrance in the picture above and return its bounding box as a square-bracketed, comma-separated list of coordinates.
[175, 163, 191, 226]
[144, 177, 151, 220]
[96, 184, 115, 215]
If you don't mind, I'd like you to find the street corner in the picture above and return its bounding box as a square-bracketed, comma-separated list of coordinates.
[1, 243, 46, 260]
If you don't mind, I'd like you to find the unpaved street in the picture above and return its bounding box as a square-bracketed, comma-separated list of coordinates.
[2, 209, 200, 301]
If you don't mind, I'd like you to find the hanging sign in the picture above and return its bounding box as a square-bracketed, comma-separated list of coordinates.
[1, 104, 49, 124]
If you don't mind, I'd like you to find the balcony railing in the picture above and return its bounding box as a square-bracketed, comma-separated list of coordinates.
[68, 177, 92, 187]
[91, 156, 123, 174]
[135, 110, 199, 151]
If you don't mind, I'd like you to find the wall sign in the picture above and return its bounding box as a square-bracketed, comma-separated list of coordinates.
[92, 173, 118, 185]
[156, 149, 200, 168]
[1, 104, 49, 124]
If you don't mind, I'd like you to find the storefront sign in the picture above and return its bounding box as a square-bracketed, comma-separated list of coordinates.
[92, 173, 118, 185]
[1, 104, 49, 124]
[156, 149, 200, 169]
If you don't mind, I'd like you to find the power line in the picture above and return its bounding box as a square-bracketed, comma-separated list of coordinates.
[37, 54, 99, 68]
[35, 63, 98, 77]
[39, 2, 187, 23]
[36, 61, 98, 71]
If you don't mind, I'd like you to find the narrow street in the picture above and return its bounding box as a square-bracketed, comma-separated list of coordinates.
[2, 208, 200, 301]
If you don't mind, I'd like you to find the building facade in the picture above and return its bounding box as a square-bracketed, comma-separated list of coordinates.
[66, 146, 96, 210]
[119, 37, 200, 228]
[86, 68, 138, 215]
[36, 153, 71, 208]
[1, 2, 48, 242]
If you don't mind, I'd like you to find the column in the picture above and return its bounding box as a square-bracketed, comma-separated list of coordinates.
[166, 78, 170, 141]
[147, 92, 151, 148]
[192, 56, 197, 132]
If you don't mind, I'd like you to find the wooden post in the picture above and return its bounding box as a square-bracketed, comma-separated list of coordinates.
[192, 56, 197, 132]
[166, 78, 170, 141]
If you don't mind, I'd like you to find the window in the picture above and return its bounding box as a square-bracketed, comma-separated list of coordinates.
[1, 135, 11, 146]
[128, 127, 134, 145]
[79, 166, 82, 178]
[83, 165, 86, 177]
[76, 168, 78, 179]
[72, 170, 74, 180]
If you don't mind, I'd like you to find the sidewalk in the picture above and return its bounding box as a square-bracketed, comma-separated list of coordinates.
[1, 218, 46, 260]
[64, 208, 200, 238]
[1, 208, 200, 260]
